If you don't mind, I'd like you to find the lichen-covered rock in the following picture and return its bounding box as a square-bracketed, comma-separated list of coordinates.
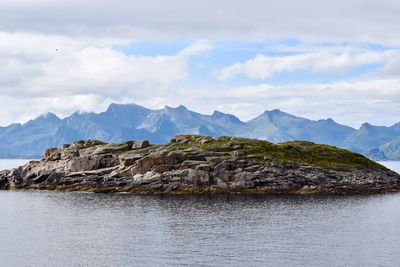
[1, 134, 400, 194]
[44, 148, 59, 160]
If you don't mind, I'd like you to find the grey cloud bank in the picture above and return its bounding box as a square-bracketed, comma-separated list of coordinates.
[1, 0, 400, 43]
[0, 0, 399, 129]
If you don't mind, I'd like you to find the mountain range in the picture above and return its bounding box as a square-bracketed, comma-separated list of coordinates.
[1, 103, 399, 160]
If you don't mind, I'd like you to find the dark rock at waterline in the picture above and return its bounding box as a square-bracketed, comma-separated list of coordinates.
[1, 135, 399, 194]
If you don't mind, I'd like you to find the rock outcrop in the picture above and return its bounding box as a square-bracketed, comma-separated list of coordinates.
[1, 135, 399, 194]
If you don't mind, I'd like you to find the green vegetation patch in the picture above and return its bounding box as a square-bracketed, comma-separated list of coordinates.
[166, 135, 385, 170]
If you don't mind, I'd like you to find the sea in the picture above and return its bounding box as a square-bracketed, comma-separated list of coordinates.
[0, 159, 400, 266]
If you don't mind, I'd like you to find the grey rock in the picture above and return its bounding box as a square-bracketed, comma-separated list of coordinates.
[132, 140, 150, 149]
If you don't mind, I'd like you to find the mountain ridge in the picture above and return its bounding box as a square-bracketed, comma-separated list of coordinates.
[0, 103, 399, 159]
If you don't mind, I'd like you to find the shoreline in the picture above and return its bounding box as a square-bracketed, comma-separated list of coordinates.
[3, 183, 400, 195]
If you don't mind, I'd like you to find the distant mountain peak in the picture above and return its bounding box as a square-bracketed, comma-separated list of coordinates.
[360, 122, 374, 130]
[30, 112, 60, 123]
[211, 110, 243, 124]
[318, 118, 336, 124]
[269, 108, 283, 113]
[211, 110, 226, 117]
[106, 102, 145, 112]
[39, 112, 59, 119]
[68, 111, 96, 120]
[258, 109, 298, 121]
[262, 109, 289, 116]
[163, 105, 188, 111]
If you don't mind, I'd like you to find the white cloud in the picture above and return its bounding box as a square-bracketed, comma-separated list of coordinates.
[0, 32, 211, 99]
[218, 50, 398, 80]
[163, 79, 400, 128]
[0, 32, 212, 125]
[0, 94, 113, 126]
[380, 54, 400, 77]
[1, 77, 400, 128]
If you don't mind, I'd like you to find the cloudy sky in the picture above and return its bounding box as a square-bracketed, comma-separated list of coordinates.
[1, 0, 400, 128]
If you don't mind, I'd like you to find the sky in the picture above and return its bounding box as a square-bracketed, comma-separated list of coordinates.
[1, 0, 400, 128]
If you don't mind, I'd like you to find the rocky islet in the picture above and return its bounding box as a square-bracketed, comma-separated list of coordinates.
[1, 135, 399, 194]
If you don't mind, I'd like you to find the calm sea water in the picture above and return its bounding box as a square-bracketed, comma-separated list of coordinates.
[0, 160, 399, 266]
[0, 158, 36, 170]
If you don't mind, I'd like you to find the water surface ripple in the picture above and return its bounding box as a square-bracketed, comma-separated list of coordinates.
[0, 160, 399, 266]
[1, 191, 400, 266]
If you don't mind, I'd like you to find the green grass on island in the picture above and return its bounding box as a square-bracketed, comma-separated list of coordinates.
[166, 135, 385, 170]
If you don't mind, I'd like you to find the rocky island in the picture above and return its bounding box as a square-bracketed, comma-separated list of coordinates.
[1, 135, 399, 194]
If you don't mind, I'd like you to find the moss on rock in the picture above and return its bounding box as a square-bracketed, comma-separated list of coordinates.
[167, 134, 385, 170]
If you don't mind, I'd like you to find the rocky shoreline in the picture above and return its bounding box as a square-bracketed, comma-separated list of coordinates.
[1, 135, 399, 194]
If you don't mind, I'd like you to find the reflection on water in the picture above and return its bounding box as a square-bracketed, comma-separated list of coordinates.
[0, 159, 400, 266]
[0, 191, 400, 266]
